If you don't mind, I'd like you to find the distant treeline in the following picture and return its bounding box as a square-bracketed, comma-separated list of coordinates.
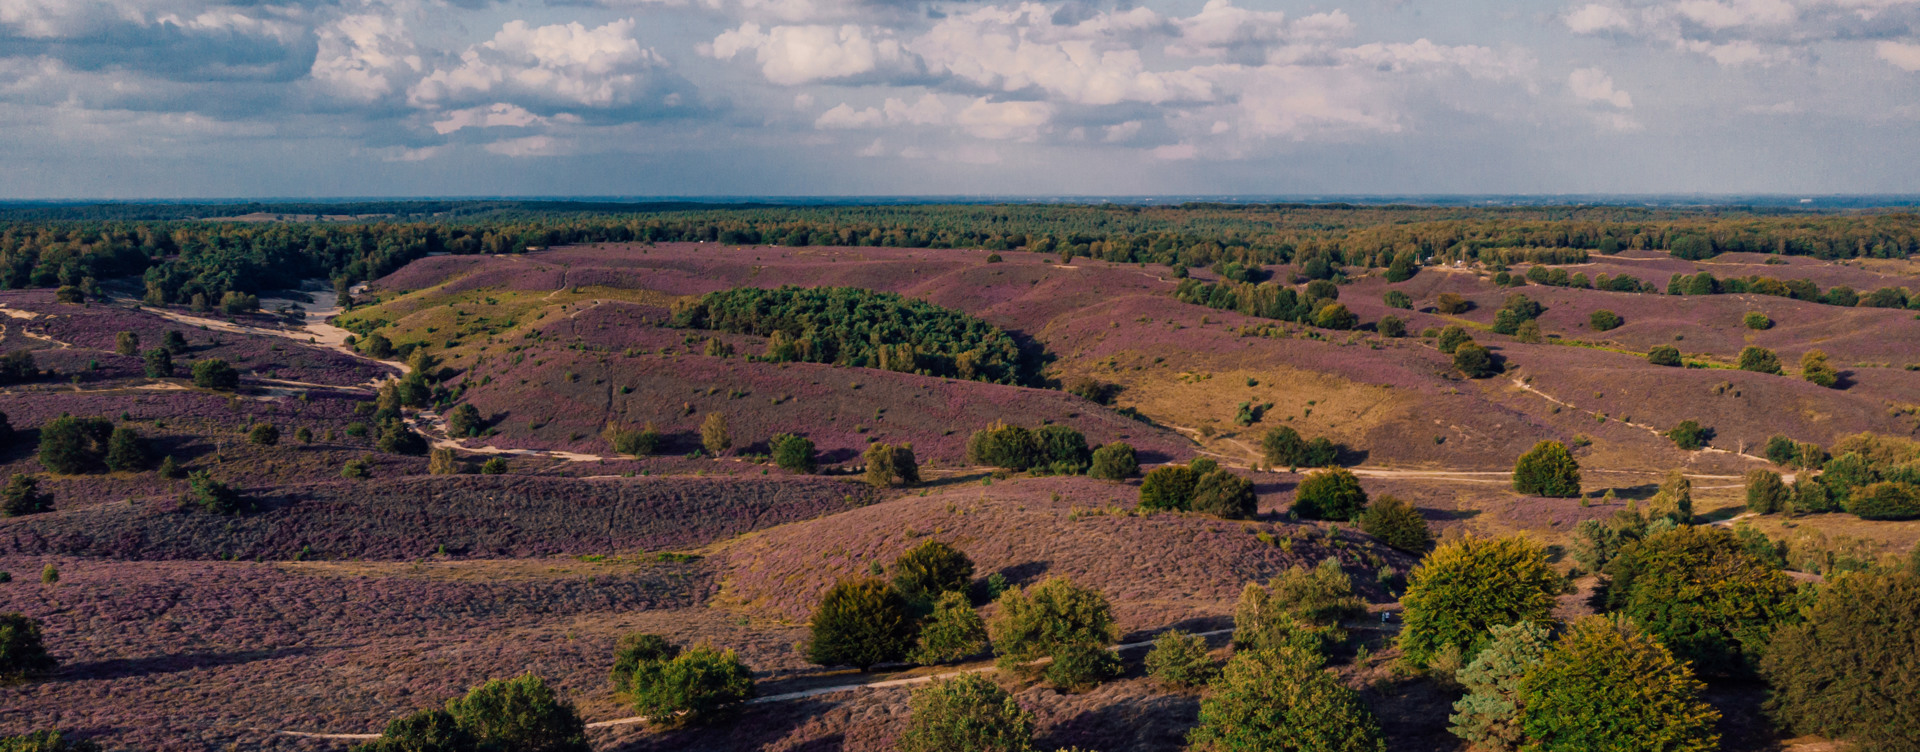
[1, 203, 1916, 307]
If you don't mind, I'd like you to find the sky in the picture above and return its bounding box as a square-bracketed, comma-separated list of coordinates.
[1, 0, 1918, 198]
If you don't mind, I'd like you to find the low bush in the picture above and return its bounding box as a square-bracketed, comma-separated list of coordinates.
[37, 415, 112, 475]
[1647, 345, 1682, 367]
[1454, 343, 1501, 379]
[1359, 495, 1432, 552]
[1261, 426, 1339, 469]
[1738, 346, 1782, 375]
[1, 475, 52, 518]
[770, 433, 817, 474]
[625, 644, 755, 726]
[1044, 641, 1121, 692]
[863, 442, 920, 488]
[892, 539, 975, 604]
[1138, 464, 1200, 511]
[1087, 442, 1138, 480]
[188, 471, 249, 515]
[191, 358, 240, 390]
[442, 674, 589, 752]
[1743, 311, 1772, 330]
[1191, 469, 1258, 520]
[1667, 420, 1711, 450]
[1292, 467, 1367, 521]
[1589, 309, 1622, 331]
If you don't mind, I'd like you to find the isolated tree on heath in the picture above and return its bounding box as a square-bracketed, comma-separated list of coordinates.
[770, 433, 816, 474]
[103, 426, 150, 472]
[1359, 495, 1433, 553]
[1191, 469, 1258, 519]
[1800, 349, 1840, 388]
[1589, 310, 1622, 332]
[863, 442, 920, 488]
[896, 674, 1035, 752]
[1186, 647, 1386, 752]
[1, 474, 53, 517]
[1647, 345, 1682, 367]
[1138, 464, 1200, 511]
[806, 578, 918, 671]
[1292, 467, 1368, 521]
[700, 413, 731, 455]
[143, 347, 173, 378]
[1087, 442, 1138, 480]
[0, 612, 57, 682]
[1647, 470, 1694, 524]
[1518, 615, 1720, 752]
[1233, 558, 1366, 657]
[191, 358, 240, 390]
[1399, 536, 1563, 665]
[1512, 440, 1581, 497]
[1738, 346, 1782, 375]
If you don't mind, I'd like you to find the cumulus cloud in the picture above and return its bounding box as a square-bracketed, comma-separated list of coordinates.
[311, 13, 422, 102]
[1564, 0, 1920, 67]
[1880, 39, 1920, 69]
[1569, 67, 1633, 107]
[706, 22, 916, 85]
[0, 0, 314, 81]
[411, 19, 689, 113]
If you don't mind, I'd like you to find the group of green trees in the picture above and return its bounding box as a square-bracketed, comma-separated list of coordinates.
[1171, 277, 1359, 331]
[1667, 269, 1920, 311]
[1431, 325, 1502, 378]
[672, 286, 1032, 386]
[965, 422, 1132, 479]
[1744, 432, 1920, 520]
[1138, 458, 1257, 519]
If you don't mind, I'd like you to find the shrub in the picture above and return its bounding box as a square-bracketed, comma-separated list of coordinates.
[987, 577, 1116, 666]
[1378, 315, 1406, 338]
[1145, 630, 1216, 688]
[1763, 435, 1799, 466]
[1399, 536, 1562, 664]
[626, 644, 754, 725]
[1044, 641, 1121, 692]
[770, 433, 817, 474]
[479, 457, 509, 475]
[1738, 346, 1782, 374]
[1261, 426, 1339, 468]
[1187, 647, 1385, 752]
[0, 350, 34, 384]
[1647, 345, 1682, 366]
[0, 730, 102, 752]
[161, 330, 188, 355]
[609, 633, 680, 696]
[1745, 470, 1789, 514]
[893, 540, 975, 604]
[1588, 310, 1622, 331]
[1743, 311, 1772, 330]
[36, 415, 112, 474]
[246, 423, 280, 447]
[443, 674, 589, 752]
[1191, 469, 1258, 520]
[1384, 290, 1413, 309]
[1033, 424, 1091, 474]
[1454, 343, 1501, 378]
[1666, 420, 1710, 450]
[862, 442, 920, 488]
[1359, 494, 1432, 552]
[1292, 467, 1367, 521]
[1448, 620, 1553, 752]
[1436, 293, 1471, 314]
[700, 413, 731, 455]
[0, 613, 57, 682]
[1086, 442, 1138, 480]
[914, 591, 989, 664]
[102, 427, 150, 472]
[360, 333, 395, 358]
[1514, 320, 1543, 344]
[1, 475, 52, 518]
[1137, 464, 1199, 511]
[39, 565, 55, 585]
[142, 348, 173, 378]
[805, 578, 918, 670]
[1762, 570, 1920, 752]
[295, 427, 312, 444]
[1801, 349, 1840, 388]
[428, 448, 461, 476]
[1314, 302, 1357, 330]
[896, 674, 1034, 752]
[191, 358, 239, 390]
[1518, 615, 1720, 752]
[1233, 558, 1365, 657]
[189, 471, 248, 514]
[447, 404, 484, 438]
[377, 419, 428, 456]
[966, 422, 1039, 470]
[1604, 526, 1797, 677]
[1512, 440, 1581, 497]
[1846, 481, 1920, 520]
[1436, 325, 1472, 353]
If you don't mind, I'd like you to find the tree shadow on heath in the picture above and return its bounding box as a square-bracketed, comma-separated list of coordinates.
[1034, 688, 1200, 752]
[604, 698, 839, 752]
[1362, 675, 1459, 752]
[60, 647, 321, 681]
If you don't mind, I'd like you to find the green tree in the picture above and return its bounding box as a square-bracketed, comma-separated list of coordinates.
[896, 674, 1035, 752]
[247, 423, 280, 447]
[1570, 503, 1648, 573]
[1737, 346, 1782, 374]
[377, 419, 428, 456]
[0, 350, 35, 384]
[1292, 467, 1367, 521]
[1399, 536, 1562, 664]
[350, 708, 473, 752]
[1233, 558, 1365, 657]
[447, 404, 484, 439]
[770, 433, 817, 474]
[1262, 426, 1339, 469]
[427, 448, 461, 476]
[0, 613, 56, 682]
[1647, 470, 1694, 524]
[1087, 442, 1138, 480]
[1378, 315, 1407, 338]
[1512, 440, 1581, 497]
[114, 331, 139, 357]
[1761, 570, 1920, 752]
[1454, 343, 1501, 378]
[892, 539, 975, 604]
[36, 415, 112, 474]
[1847, 481, 1920, 520]
[1314, 302, 1357, 330]
[361, 332, 395, 358]
[443, 674, 589, 752]
[1145, 630, 1216, 688]
[1192, 469, 1258, 519]
[1604, 526, 1797, 677]
[1800, 349, 1840, 388]
[1359, 494, 1432, 552]
[1743, 311, 1772, 330]
[966, 422, 1040, 470]
[1666, 421, 1710, 451]
[103, 426, 150, 471]
[862, 442, 920, 488]
[1745, 469, 1789, 514]
[914, 591, 989, 664]
[191, 358, 239, 390]
[1, 475, 52, 517]
[1033, 424, 1091, 474]
[189, 471, 248, 514]
[608, 633, 679, 697]
[1589, 310, 1622, 332]
[987, 577, 1116, 666]
[625, 644, 754, 726]
[1043, 641, 1122, 692]
[699, 412, 730, 455]
[1138, 464, 1200, 511]
[479, 457, 508, 475]
[0, 730, 104, 752]
[1448, 621, 1553, 752]
[1647, 345, 1682, 367]
[1437, 325, 1472, 353]
[1518, 615, 1720, 752]
[1186, 647, 1386, 752]
[1384, 290, 1413, 309]
[142, 347, 173, 378]
[160, 330, 188, 355]
[805, 578, 918, 671]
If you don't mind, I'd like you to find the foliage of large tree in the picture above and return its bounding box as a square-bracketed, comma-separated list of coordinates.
[1186, 647, 1385, 752]
[805, 578, 918, 671]
[1762, 570, 1920, 752]
[986, 577, 1116, 666]
[896, 674, 1035, 752]
[1399, 536, 1563, 664]
[1512, 440, 1581, 497]
[1602, 526, 1797, 677]
[442, 674, 589, 752]
[1518, 615, 1720, 752]
[1449, 620, 1554, 752]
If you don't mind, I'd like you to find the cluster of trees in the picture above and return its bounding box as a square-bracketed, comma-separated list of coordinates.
[1745, 432, 1920, 520]
[1667, 269, 1920, 311]
[350, 674, 590, 752]
[1516, 264, 1655, 293]
[1432, 325, 1503, 379]
[672, 286, 1032, 385]
[1171, 277, 1358, 331]
[1260, 426, 1342, 469]
[34, 414, 154, 477]
[966, 422, 1133, 479]
[1138, 458, 1257, 519]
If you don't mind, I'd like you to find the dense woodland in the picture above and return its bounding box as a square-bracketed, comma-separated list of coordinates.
[1, 201, 1916, 310]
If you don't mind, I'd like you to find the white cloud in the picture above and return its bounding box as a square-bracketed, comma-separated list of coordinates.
[431, 103, 554, 134]
[1338, 40, 1533, 80]
[483, 134, 567, 157]
[706, 22, 915, 85]
[1565, 0, 1920, 67]
[813, 94, 949, 129]
[411, 19, 675, 110]
[1880, 40, 1920, 70]
[1151, 142, 1197, 159]
[955, 98, 1054, 140]
[311, 13, 422, 103]
[1569, 67, 1634, 108]
[1565, 3, 1636, 33]
[814, 102, 884, 128]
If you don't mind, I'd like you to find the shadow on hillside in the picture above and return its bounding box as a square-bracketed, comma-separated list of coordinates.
[995, 560, 1051, 588]
[1035, 691, 1200, 752]
[917, 470, 993, 489]
[1116, 615, 1230, 645]
[606, 697, 839, 752]
[1423, 508, 1481, 522]
[1596, 482, 1660, 501]
[61, 647, 320, 681]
